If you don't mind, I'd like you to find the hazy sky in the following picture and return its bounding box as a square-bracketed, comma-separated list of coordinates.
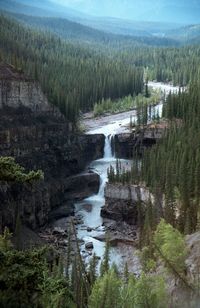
[51, 0, 200, 19]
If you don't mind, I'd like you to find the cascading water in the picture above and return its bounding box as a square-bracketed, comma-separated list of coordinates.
[104, 134, 113, 159]
[97, 134, 114, 198]
[53, 81, 181, 272]
[74, 132, 118, 261]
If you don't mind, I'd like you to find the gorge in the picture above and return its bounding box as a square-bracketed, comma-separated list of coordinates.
[0, 64, 179, 270]
[0, 63, 104, 234]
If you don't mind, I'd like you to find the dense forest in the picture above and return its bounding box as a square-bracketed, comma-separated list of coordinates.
[1, 2, 200, 307]
[0, 14, 144, 122]
[108, 77, 200, 234]
[0, 13, 200, 123]
[0, 214, 194, 307]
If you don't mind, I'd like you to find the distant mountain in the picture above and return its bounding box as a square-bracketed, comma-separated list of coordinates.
[82, 18, 182, 37]
[3, 12, 179, 48]
[0, 0, 199, 45]
[165, 24, 200, 44]
[0, 0, 185, 37]
[6, 13, 123, 43]
[50, 0, 200, 24]
[0, 0, 86, 19]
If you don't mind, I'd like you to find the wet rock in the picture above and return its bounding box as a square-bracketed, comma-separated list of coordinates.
[78, 239, 85, 245]
[85, 242, 94, 250]
[87, 227, 93, 232]
[48, 203, 75, 221]
[64, 172, 100, 201]
[74, 218, 84, 225]
[83, 203, 93, 212]
[93, 234, 106, 242]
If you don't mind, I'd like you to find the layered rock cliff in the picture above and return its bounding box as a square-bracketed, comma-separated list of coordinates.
[0, 63, 104, 232]
[101, 183, 154, 225]
[114, 124, 166, 158]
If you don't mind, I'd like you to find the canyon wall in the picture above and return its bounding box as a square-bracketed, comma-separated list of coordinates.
[0, 63, 104, 232]
[114, 126, 165, 158]
[101, 183, 163, 225]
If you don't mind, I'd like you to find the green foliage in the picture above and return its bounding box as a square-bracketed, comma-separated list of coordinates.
[0, 14, 143, 122]
[0, 227, 13, 252]
[108, 157, 140, 185]
[100, 239, 110, 277]
[142, 81, 200, 232]
[0, 156, 44, 183]
[0, 227, 170, 308]
[93, 90, 161, 117]
[88, 269, 122, 308]
[1, 14, 199, 123]
[140, 246, 156, 273]
[39, 269, 74, 308]
[0, 240, 73, 308]
[110, 79, 200, 234]
[89, 269, 167, 308]
[154, 219, 187, 275]
[133, 273, 167, 308]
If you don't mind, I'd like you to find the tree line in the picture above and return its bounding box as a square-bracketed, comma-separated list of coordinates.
[0, 14, 143, 123]
[109, 77, 200, 235]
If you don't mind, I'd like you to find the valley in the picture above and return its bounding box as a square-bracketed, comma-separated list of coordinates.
[0, 1, 200, 307]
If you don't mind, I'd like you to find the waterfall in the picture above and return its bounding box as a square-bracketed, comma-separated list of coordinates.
[103, 134, 113, 158]
[97, 134, 115, 198]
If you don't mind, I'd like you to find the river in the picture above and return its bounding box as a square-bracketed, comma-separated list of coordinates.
[50, 82, 180, 272]
[74, 82, 180, 272]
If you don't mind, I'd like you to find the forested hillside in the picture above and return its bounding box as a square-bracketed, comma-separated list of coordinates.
[1, 2, 200, 306]
[1, 13, 200, 123]
[109, 76, 200, 234]
[0, 14, 144, 122]
[3, 11, 180, 47]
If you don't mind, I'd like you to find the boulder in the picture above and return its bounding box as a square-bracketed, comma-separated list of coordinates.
[64, 172, 100, 201]
[87, 227, 93, 232]
[48, 202, 75, 221]
[85, 242, 94, 250]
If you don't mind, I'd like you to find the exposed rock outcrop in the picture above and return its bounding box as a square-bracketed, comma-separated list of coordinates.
[101, 183, 154, 225]
[0, 63, 105, 232]
[0, 63, 56, 115]
[114, 125, 166, 158]
[64, 172, 100, 201]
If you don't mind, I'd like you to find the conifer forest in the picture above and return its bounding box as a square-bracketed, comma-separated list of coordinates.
[0, 0, 200, 307]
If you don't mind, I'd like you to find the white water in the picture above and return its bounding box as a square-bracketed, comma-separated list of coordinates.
[75, 81, 182, 271]
[75, 131, 138, 272]
[148, 81, 180, 95]
[51, 82, 180, 272]
[85, 82, 181, 135]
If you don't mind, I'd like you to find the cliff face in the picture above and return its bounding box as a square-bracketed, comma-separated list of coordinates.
[0, 63, 54, 114]
[114, 126, 165, 158]
[101, 183, 161, 225]
[0, 63, 104, 232]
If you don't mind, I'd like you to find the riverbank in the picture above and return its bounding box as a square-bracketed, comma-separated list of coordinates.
[82, 81, 180, 133]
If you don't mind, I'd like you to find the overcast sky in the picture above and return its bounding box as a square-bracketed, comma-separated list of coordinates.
[52, 0, 164, 17]
[50, 0, 200, 23]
